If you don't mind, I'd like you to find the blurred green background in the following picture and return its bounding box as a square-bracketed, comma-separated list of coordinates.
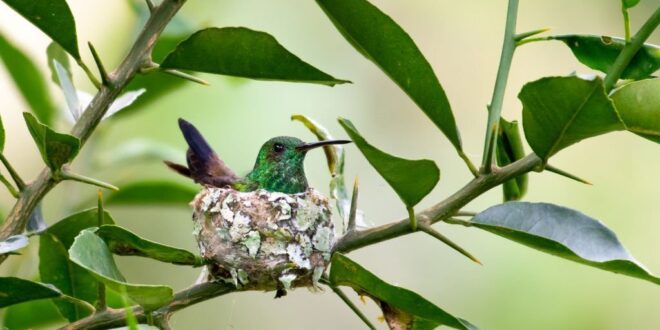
[0, 0, 659, 329]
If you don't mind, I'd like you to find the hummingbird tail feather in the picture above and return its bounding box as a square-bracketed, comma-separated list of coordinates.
[164, 160, 191, 178]
[177, 118, 238, 187]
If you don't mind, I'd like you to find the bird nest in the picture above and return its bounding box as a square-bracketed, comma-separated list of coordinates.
[191, 187, 335, 293]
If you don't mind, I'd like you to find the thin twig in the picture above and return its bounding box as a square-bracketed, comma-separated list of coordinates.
[88, 42, 110, 86]
[60, 171, 119, 191]
[0, 174, 18, 198]
[326, 282, 376, 330]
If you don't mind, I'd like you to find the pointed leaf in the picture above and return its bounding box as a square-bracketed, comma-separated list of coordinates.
[96, 225, 203, 266]
[0, 114, 4, 152]
[103, 89, 146, 119]
[496, 118, 527, 201]
[552, 35, 659, 80]
[47, 42, 71, 85]
[316, 0, 462, 150]
[40, 208, 115, 321]
[611, 78, 660, 143]
[69, 230, 173, 310]
[46, 208, 115, 249]
[330, 253, 477, 330]
[471, 202, 660, 285]
[520, 76, 623, 162]
[622, 0, 640, 8]
[2, 0, 80, 58]
[54, 59, 82, 120]
[105, 180, 198, 206]
[161, 27, 348, 86]
[0, 33, 56, 125]
[39, 234, 95, 322]
[0, 235, 28, 254]
[0, 277, 62, 308]
[339, 118, 439, 208]
[23, 112, 80, 171]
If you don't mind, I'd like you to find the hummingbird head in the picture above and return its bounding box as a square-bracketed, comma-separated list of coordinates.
[248, 136, 350, 193]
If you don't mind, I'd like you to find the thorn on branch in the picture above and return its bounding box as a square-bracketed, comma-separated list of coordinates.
[88, 42, 111, 86]
[0, 153, 25, 191]
[146, 0, 156, 13]
[347, 177, 359, 232]
[418, 223, 482, 265]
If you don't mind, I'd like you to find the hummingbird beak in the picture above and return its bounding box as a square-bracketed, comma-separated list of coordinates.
[296, 139, 352, 152]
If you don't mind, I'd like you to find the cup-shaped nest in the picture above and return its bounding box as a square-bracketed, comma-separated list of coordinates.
[192, 187, 335, 292]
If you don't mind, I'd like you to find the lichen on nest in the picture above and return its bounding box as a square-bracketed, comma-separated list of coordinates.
[191, 187, 335, 293]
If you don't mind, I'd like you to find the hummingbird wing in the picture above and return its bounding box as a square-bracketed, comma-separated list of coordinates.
[166, 118, 238, 187]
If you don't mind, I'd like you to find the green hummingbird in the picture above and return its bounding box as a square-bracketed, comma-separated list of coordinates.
[165, 118, 350, 194]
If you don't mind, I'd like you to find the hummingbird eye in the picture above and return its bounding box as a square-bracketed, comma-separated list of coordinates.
[273, 143, 285, 153]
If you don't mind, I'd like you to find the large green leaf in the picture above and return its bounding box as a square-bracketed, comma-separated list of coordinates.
[339, 118, 439, 208]
[39, 234, 95, 322]
[46, 208, 115, 248]
[611, 78, 660, 143]
[0, 33, 56, 125]
[519, 76, 623, 162]
[496, 118, 527, 201]
[3, 299, 65, 329]
[330, 254, 477, 330]
[23, 112, 80, 171]
[105, 180, 198, 205]
[2, 0, 80, 59]
[161, 27, 348, 86]
[96, 225, 203, 266]
[69, 230, 173, 311]
[471, 202, 660, 285]
[0, 277, 62, 308]
[316, 0, 462, 150]
[39, 208, 115, 321]
[552, 35, 659, 80]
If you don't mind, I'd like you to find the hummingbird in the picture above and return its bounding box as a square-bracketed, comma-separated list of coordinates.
[165, 118, 351, 194]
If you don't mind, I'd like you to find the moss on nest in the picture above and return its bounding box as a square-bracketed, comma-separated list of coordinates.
[192, 187, 335, 293]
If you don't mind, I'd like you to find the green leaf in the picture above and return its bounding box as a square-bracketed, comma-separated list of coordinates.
[40, 208, 115, 321]
[339, 118, 439, 208]
[96, 225, 203, 266]
[2, 0, 80, 59]
[611, 78, 660, 143]
[0, 234, 28, 254]
[54, 59, 82, 120]
[519, 76, 623, 162]
[330, 253, 477, 330]
[0, 115, 5, 152]
[47, 41, 71, 85]
[105, 180, 198, 206]
[496, 118, 527, 201]
[161, 27, 348, 86]
[3, 299, 65, 329]
[316, 0, 462, 150]
[0, 277, 62, 308]
[622, 0, 641, 8]
[552, 35, 659, 80]
[46, 208, 115, 249]
[471, 202, 660, 285]
[39, 234, 95, 322]
[69, 230, 173, 311]
[0, 33, 56, 125]
[23, 112, 80, 171]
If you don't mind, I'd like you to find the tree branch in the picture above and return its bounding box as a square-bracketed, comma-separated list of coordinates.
[61, 282, 235, 330]
[333, 153, 542, 253]
[0, 0, 187, 264]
